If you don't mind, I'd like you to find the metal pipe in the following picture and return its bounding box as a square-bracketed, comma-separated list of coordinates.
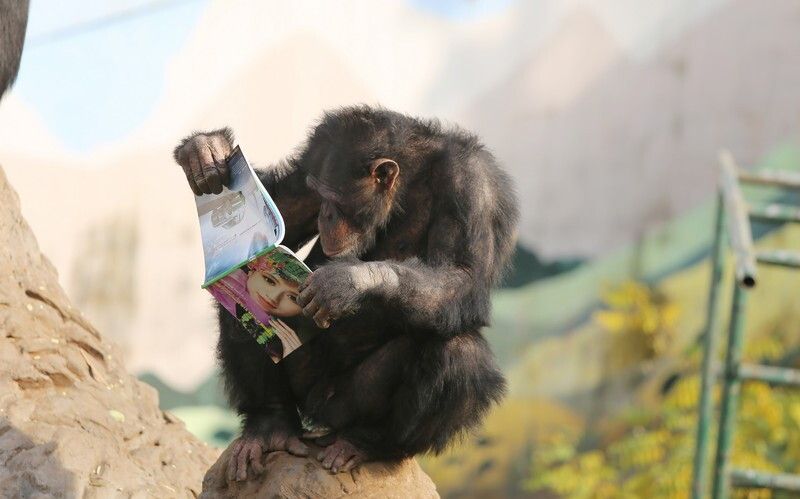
[730, 469, 800, 492]
[748, 202, 800, 224]
[738, 363, 800, 387]
[691, 192, 727, 499]
[755, 250, 800, 269]
[712, 284, 748, 499]
[719, 150, 758, 288]
[737, 169, 800, 190]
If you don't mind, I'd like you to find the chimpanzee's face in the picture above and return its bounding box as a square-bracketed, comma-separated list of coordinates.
[305, 144, 399, 258]
[298, 116, 403, 258]
[315, 196, 362, 257]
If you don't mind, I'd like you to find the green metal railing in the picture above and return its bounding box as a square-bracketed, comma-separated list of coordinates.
[691, 150, 800, 498]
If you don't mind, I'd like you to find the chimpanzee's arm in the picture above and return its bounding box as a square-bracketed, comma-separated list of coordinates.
[301, 212, 503, 336]
[361, 261, 485, 336]
[366, 212, 496, 336]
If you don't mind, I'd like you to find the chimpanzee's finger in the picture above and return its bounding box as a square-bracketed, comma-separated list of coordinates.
[177, 149, 202, 196]
[209, 138, 231, 187]
[340, 456, 359, 472]
[249, 444, 264, 474]
[184, 170, 202, 196]
[302, 296, 321, 317]
[286, 437, 309, 457]
[189, 154, 211, 194]
[298, 274, 314, 292]
[322, 447, 342, 469]
[297, 285, 315, 308]
[199, 144, 222, 194]
[204, 164, 222, 194]
[331, 452, 349, 473]
[313, 308, 331, 329]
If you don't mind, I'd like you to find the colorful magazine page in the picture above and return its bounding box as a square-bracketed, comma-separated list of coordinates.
[195, 146, 285, 287]
[194, 146, 315, 363]
[207, 245, 312, 363]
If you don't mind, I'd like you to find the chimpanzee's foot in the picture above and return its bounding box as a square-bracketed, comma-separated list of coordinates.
[316, 437, 368, 473]
[227, 431, 309, 482]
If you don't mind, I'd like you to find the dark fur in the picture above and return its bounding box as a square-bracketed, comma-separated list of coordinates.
[0, 0, 29, 97]
[210, 106, 518, 461]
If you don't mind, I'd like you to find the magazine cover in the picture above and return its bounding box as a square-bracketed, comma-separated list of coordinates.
[195, 146, 312, 362]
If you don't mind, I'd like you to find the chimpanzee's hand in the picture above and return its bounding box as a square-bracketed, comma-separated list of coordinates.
[297, 260, 379, 328]
[173, 127, 234, 195]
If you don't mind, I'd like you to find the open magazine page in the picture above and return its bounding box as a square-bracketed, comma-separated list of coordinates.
[195, 146, 284, 285]
[207, 246, 312, 363]
[194, 146, 315, 363]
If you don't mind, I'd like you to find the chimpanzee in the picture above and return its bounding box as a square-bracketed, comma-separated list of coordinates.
[0, 0, 29, 97]
[173, 106, 519, 480]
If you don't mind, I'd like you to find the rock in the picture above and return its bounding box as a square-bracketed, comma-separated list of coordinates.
[0, 166, 219, 497]
[0, 165, 438, 497]
[200, 442, 439, 498]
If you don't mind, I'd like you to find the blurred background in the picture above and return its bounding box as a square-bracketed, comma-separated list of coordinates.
[2, 0, 800, 497]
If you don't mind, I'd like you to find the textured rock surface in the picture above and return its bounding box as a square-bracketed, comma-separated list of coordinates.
[0, 166, 440, 497]
[201, 443, 439, 499]
[0, 166, 219, 497]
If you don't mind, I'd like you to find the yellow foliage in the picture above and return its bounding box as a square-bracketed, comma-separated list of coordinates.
[592, 281, 680, 364]
[526, 362, 800, 498]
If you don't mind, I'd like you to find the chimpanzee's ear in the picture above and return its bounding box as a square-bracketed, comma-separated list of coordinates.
[369, 158, 399, 190]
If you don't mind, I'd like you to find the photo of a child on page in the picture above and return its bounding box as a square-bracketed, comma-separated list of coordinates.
[208, 249, 310, 362]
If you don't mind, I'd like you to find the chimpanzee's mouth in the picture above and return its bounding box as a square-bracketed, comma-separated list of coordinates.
[320, 238, 347, 257]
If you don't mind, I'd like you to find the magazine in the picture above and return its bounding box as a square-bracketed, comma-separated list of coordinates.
[195, 146, 313, 363]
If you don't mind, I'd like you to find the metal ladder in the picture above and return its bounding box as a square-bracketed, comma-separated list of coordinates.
[691, 151, 800, 498]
